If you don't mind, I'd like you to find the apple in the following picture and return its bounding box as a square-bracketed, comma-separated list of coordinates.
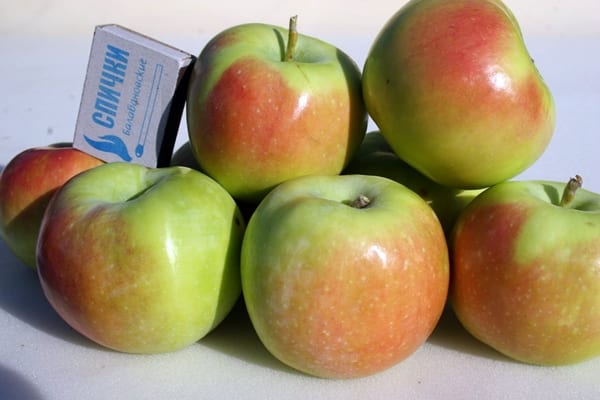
[362, 0, 555, 188]
[36, 162, 245, 353]
[186, 16, 367, 202]
[241, 174, 449, 378]
[451, 175, 600, 365]
[343, 131, 483, 235]
[0, 143, 103, 268]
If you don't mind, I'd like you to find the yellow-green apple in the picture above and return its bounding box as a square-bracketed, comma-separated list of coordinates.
[343, 131, 483, 235]
[362, 0, 555, 188]
[0, 144, 103, 268]
[36, 162, 245, 353]
[186, 16, 367, 202]
[451, 175, 600, 365]
[241, 174, 449, 378]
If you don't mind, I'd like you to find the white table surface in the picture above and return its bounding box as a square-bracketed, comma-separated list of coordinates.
[1, 29, 600, 400]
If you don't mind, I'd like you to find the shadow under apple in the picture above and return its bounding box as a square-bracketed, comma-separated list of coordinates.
[427, 304, 516, 363]
[200, 298, 304, 376]
[0, 364, 44, 400]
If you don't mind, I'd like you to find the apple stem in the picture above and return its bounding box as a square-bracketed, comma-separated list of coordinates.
[284, 15, 298, 62]
[560, 175, 583, 207]
[349, 195, 371, 209]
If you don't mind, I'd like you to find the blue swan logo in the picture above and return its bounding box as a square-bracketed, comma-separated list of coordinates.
[84, 134, 133, 162]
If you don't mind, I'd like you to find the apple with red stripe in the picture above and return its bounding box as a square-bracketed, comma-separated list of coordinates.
[0, 143, 103, 268]
[241, 174, 449, 378]
[186, 16, 367, 202]
[362, 0, 555, 188]
[451, 175, 600, 365]
[36, 163, 245, 353]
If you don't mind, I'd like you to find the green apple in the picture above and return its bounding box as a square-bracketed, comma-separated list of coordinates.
[451, 175, 600, 365]
[362, 0, 555, 188]
[36, 163, 245, 353]
[241, 174, 449, 378]
[186, 16, 367, 202]
[343, 131, 484, 235]
[0, 144, 103, 268]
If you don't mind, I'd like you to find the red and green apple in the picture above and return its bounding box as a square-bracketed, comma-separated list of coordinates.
[36, 162, 245, 353]
[451, 175, 600, 365]
[186, 16, 367, 202]
[241, 174, 449, 378]
[362, 0, 555, 188]
[0, 143, 103, 268]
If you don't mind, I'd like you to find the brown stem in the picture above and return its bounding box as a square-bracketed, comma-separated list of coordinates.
[560, 175, 583, 207]
[284, 15, 298, 62]
[349, 195, 371, 209]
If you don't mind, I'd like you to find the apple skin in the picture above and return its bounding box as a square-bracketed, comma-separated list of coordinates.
[451, 179, 600, 365]
[241, 174, 449, 378]
[343, 131, 483, 236]
[36, 163, 245, 353]
[186, 21, 368, 202]
[362, 0, 555, 188]
[0, 144, 103, 268]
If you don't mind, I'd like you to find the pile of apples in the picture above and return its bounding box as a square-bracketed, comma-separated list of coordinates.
[2, 0, 600, 380]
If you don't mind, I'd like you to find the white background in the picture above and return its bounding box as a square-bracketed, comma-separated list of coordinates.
[1, 1, 600, 399]
[2, 0, 600, 38]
